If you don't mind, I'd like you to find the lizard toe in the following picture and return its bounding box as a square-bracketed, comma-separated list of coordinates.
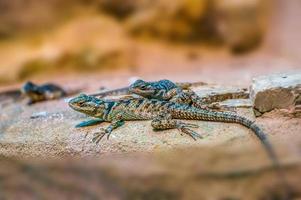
[92, 129, 107, 144]
[179, 126, 203, 140]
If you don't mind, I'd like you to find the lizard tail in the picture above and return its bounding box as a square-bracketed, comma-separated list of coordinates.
[248, 121, 292, 198]
[233, 116, 283, 177]
[172, 106, 287, 183]
[225, 115, 291, 197]
[194, 109, 280, 169]
[207, 111, 290, 195]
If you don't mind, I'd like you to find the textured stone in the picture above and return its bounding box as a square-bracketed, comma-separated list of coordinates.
[250, 72, 301, 115]
[0, 146, 299, 199]
[194, 85, 249, 104]
[0, 84, 254, 158]
[0, 83, 300, 160]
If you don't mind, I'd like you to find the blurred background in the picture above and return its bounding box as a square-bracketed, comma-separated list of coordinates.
[0, 0, 300, 86]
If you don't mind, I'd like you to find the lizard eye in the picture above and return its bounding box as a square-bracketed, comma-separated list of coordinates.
[140, 85, 147, 90]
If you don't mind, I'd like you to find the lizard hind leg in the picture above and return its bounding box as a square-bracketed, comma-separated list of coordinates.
[151, 114, 202, 140]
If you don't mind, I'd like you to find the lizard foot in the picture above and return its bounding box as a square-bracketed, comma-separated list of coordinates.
[92, 131, 106, 144]
[177, 122, 202, 140]
[92, 128, 113, 144]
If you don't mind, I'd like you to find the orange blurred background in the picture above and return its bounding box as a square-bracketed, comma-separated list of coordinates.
[0, 0, 300, 87]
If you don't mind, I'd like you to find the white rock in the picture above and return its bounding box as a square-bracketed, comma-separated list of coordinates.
[250, 72, 301, 115]
[30, 111, 48, 119]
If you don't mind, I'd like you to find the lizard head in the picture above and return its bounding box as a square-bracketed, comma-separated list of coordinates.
[21, 81, 39, 94]
[21, 81, 45, 102]
[129, 79, 156, 97]
[68, 94, 106, 117]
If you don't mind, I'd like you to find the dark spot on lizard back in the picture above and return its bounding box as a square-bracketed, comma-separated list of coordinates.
[135, 99, 145, 108]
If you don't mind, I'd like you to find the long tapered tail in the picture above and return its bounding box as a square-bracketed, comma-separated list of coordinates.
[173, 106, 278, 164]
[172, 105, 290, 195]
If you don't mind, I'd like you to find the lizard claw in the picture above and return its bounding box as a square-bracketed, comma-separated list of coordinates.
[92, 128, 113, 144]
[181, 127, 203, 140]
[177, 123, 202, 140]
[106, 131, 112, 140]
[180, 122, 199, 128]
[92, 128, 107, 144]
[84, 131, 89, 138]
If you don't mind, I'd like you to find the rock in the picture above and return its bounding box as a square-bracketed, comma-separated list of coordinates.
[30, 111, 48, 119]
[0, 84, 256, 158]
[216, 99, 252, 108]
[250, 72, 301, 116]
[193, 85, 249, 104]
[0, 146, 300, 199]
[0, 82, 300, 160]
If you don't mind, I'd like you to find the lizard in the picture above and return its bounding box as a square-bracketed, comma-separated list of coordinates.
[128, 79, 217, 109]
[69, 94, 290, 196]
[68, 94, 278, 164]
[90, 79, 207, 98]
[21, 81, 78, 105]
[91, 79, 237, 110]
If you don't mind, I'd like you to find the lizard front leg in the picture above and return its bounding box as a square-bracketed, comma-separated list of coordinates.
[169, 90, 194, 105]
[161, 88, 181, 100]
[75, 119, 105, 128]
[151, 113, 202, 140]
[92, 114, 125, 144]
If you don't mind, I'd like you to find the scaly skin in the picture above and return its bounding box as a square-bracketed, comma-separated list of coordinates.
[128, 79, 220, 110]
[21, 81, 67, 105]
[69, 94, 278, 165]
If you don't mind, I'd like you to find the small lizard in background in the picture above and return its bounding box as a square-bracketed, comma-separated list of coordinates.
[21, 81, 80, 105]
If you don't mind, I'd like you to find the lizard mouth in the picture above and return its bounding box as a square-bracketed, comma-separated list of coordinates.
[68, 100, 81, 110]
[68, 96, 86, 110]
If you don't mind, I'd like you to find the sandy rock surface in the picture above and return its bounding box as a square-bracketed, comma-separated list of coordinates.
[0, 78, 301, 199]
[0, 83, 300, 160]
[0, 145, 300, 199]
